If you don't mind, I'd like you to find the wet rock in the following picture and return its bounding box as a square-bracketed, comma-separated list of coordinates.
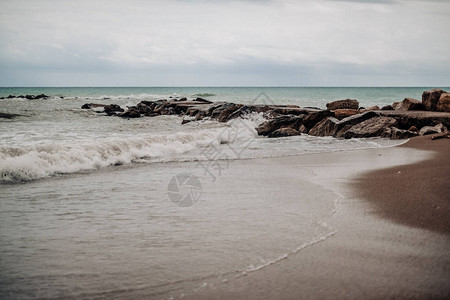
[326, 99, 359, 110]
[119, 107, 141, 118]
[344, 116, 397, 139]
[181, 119, 191, 125]
[194, 97, 213, 103]
[382, 127, 418, 139]
[302, 110, 333, 128]
[334, 111, 379, 137]
[309, 117, 339, 137]
[81, 103, 105, 109]
[381, 105, 394, 110]
[298, 124, 309, 134]
[0, 112, 24, 119]
[256, 115, 303, 136]
[419, 123, 447, 136]
[268, 127, 300, 138]
[104, 104, 124, 116]
[408, 126, 418, 132]
[333, 109, 359, 120]
[431, 131, 450, 140]
[422, 89, 446, 111]
[437, 93, 450, 112]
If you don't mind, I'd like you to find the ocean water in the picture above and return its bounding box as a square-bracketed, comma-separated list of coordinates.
[0, 87, 443, 298]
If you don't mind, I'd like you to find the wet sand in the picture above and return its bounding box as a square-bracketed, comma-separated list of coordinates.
[182, 137, 450, 299]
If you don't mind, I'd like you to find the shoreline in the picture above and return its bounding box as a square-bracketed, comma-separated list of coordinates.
[353, 135, 450, 234]
[180, 136, 450, 299]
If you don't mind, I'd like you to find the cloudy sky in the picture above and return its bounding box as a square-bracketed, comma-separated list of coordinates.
[0, 0, 449, 86]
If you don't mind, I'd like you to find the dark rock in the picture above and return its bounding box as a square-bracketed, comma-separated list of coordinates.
[326, 99, 359, 110]
[437, 93, 450, 112]
[309, 117, 339, 137]
[81, 103, 106, 109]
[128, 110, 141, 118]
[394, 98, 424, 111]
[419, 123, 447, 136]
[422, 89, 446, 111]
[408, 126, 418, 132]
[104, 104, 124, 116]
[178, 97, 187, 101]
[217, 104, 244, 122]
[381, 105, 394, 110]
[136, 103, 152, 114]
[181, 119, 191, 125]
[194, 97, 213, 103]
[256, 115, 303, 136]
[268, 127, 300, 138]
[362, 105, 380, 112]
[431, 131, 450, 140]
[376, 110, 450, 130]
[334, 111, 379, 137]
[332, 109, 359, 120]
[302, 110, 333, 128]
[298, 124, 309, 134]
[0, 112, 24, 119]
[344, 116, 397, 139]
[382, 127, 419, 139]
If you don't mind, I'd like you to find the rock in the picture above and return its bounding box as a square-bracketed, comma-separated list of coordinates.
[309, 117, 339, 137]
[431, 131, 450, 140]
[119, 107, 141, 118]
[334, 111, 380, 137]
[381, 105, 394, 110]
[437, 93, 450, 112]
[302, 110, 333, 128]
[136, 103, 152, 114]
[394, 98, 424, 111]
[408, 126, 418, 132]
[216, 104, 243, 122]
[194, 97, 213, 103]
[178, 97, 187, 101]
[104, 104, 124, 115]
[181, 119, 191, 125]
[419, 123, 447, 136]
[382, 127, 419, 139]
[299, 124, 309, 134]
[81, 103, 105, 109]
[256, 115, 303, 136]
[344, 116, 397, 139]
[376, 110, 450, 129]
[422, 89, 446, 111]
[268, 127, 300, 138]
[128, 110, 141, 118]
[326, 99, 359, 110]
[364, 105, 380, 111]
[333, 109, 359, 120]
[0, 112, 24, 119]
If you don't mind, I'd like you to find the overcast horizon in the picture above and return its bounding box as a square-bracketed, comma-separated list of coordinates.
[1, 0, 449, 87]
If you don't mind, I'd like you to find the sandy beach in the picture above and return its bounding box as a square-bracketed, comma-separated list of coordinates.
[181, 136, 450, 300]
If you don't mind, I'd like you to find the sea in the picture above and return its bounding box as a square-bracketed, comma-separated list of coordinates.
[0, 87, 446, 299]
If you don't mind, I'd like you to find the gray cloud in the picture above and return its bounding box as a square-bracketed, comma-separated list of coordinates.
[0, 0, 449, 86]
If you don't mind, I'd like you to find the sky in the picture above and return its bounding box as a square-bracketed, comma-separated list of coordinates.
[0, 0, 449, 87]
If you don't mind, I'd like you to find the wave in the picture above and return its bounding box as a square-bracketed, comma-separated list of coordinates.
[0, 131, 221, 183]
[0, 116, 260, 183]
[193, 93, 216, 97]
